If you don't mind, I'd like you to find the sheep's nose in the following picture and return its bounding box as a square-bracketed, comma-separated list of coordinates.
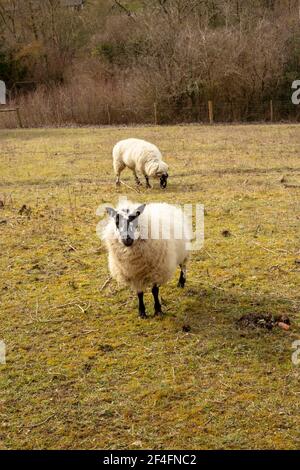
[122, 237, 134, 247]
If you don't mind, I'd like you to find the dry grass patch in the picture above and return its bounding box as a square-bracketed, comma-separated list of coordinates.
[0, 124, 299, 449]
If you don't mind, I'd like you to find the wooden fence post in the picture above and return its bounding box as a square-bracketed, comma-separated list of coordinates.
[270, 100, 274, 122]
[154, 102, 157, 125]
[208, 100, 214, 124]
[106, 104, 111, 125]
[0, 107, 23, 128]
[16, 107, 23, 128]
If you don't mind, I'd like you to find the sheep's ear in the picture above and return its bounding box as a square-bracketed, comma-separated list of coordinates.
[129, 204, 146, 221]
[106, 207, 116, 218]
[135, 204, 146, 217]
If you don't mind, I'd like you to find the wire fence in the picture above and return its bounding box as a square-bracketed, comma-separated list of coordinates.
[0, 98, 299, 128]
[120, 99, 300, 125]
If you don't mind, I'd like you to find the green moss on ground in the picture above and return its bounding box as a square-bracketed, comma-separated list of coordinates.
[0, 124, 299, 449]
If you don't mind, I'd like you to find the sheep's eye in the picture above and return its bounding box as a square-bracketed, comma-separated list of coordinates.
[115, 214, 120, 228]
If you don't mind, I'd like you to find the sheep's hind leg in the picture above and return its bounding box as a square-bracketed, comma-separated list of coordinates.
[115, 169, 122, 186]
[114, 162, 125, 187]
[138, 292, 147, 318]
[177, 264, 186, 288]
[152, 284, 163, 316]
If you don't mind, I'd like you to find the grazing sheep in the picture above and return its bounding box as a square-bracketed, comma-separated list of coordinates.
[112, 138, 169, 189]
[103, 200, 191, 318]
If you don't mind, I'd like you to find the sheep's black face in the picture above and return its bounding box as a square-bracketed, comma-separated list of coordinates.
[116, 213, 136, 247]
[160, 173, 168, 189]
[106, 204, 146, 247]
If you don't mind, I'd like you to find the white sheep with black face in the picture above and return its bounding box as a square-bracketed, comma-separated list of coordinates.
[112, 138, 169, 189]
[103, 200, 191, 318]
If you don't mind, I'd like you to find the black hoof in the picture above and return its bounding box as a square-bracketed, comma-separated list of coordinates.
[139, 311, 147, 319]
[177, 281, 185, 288]
[154, 310, 163, 317]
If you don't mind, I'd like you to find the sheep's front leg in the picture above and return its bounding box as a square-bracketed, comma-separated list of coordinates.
[138, 292, 147, 318]
[177, 264, 186, 288]
[133, 170, 141, 186]
[152, 284, 162, 316]
[145, 175, 151, 188]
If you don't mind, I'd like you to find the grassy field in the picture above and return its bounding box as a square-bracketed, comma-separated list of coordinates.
[0, 124, 299, 450]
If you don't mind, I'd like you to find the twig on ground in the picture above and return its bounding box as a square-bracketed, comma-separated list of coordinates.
[251, 240, 291, 255]
[75, 302, 91, 314]
[72, 257, 91, 268]
[120, 180, 141, 193]
[204, 250, 215, 261]
[27, 413, 56, 429]
[75, 329, 98, 337]
[25, 318, 79, 326]
[204, 415, 215, 427]
[284, 183, 300, 188]
[100, 276, 112, 291]
[211, 283, 226, 291]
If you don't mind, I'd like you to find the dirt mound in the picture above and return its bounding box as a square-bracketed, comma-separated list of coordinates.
[236, 313, 290, 330]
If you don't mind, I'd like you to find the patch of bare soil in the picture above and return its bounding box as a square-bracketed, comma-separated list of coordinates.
[236, 313, 291, 330]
